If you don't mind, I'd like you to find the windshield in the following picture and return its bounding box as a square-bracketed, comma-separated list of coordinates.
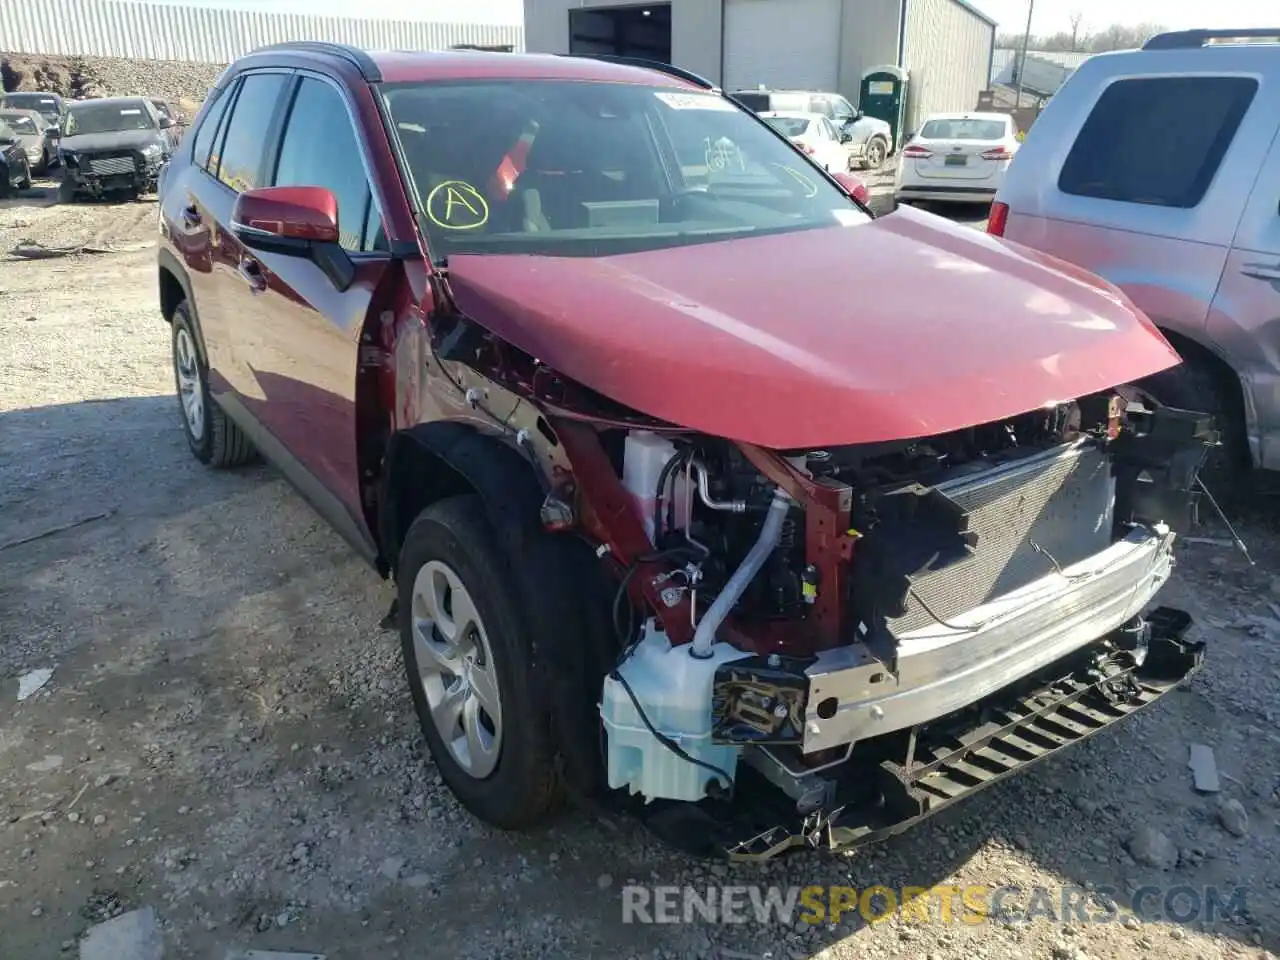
[64, 102, 155, 136]
[763, 116, 812, 138]
[380, 80, 868, 258]
[4, 94, 59, 119]
[920, 118, 1008, 140]
[0, 113, 38, 134]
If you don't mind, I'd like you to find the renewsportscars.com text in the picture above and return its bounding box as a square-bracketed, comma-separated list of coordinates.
[621, 883, 1249, 927]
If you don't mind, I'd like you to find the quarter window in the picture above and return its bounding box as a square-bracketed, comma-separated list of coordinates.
[216, 72, 288, 193]
[1058, 76, 1257, 209]
[273, 76, 383, 252]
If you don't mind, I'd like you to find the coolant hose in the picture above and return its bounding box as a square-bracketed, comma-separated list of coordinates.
[689, 487, 793, 659]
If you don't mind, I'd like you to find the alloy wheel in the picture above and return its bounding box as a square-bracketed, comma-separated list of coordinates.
[411, 559, 504, 779]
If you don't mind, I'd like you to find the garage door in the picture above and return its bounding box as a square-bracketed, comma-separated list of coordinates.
[723, 0, 841, 92]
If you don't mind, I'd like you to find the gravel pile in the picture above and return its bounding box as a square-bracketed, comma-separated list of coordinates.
[2, 51, 223, 106]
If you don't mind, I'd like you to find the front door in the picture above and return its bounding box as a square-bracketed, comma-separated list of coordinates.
[229, 73, 393, 536]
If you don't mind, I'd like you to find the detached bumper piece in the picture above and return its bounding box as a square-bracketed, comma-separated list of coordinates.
[638, 608, 1202, 862]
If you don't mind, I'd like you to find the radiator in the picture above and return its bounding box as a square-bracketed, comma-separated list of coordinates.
[886, 441, 1116, 636]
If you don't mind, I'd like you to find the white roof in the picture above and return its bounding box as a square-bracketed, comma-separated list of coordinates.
[921, 111, 1011, 123]
[760, 111, 823, 122]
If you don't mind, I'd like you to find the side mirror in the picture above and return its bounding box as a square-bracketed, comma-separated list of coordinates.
[905, 130, 917, 141]
[831, 171, 869, 205]
[159, 116, 173, 129]
[0, 136, 14, 146]
[839, 131, 853, 144]
[231, 186, 354, 291]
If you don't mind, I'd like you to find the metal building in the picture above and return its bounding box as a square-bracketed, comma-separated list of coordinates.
[522, 0, 995, 131]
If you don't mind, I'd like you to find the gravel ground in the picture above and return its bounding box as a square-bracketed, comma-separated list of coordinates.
[1, 180, 1277, 960]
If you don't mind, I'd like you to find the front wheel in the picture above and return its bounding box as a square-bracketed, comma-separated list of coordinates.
[863, 137, 887, 170]
[399, 495, 564, 830]
[171, 300, 256, 468]
[1135, 359, 1247, 491]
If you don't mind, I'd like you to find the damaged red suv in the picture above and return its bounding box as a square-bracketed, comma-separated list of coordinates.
[157, 42, 1214, 860]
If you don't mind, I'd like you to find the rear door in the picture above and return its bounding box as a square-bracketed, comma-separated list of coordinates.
[1208, 120, 1280, 468]
[197, 70, 293, 417]
[1001, 71, 1267, 351]
[913, 116, 1010, 182]
[233, 72, 393, 522]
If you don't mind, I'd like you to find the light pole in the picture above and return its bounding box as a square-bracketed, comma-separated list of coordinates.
[1013, 0, 1035, 106]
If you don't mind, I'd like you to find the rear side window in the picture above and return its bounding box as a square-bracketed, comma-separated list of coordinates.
[1058, 76, 1257, 209]
[216, 72, 288, 193]
[191, 84, 233, 173]
[272, 76, 382, 252]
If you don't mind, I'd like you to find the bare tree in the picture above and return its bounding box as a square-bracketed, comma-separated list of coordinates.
[1068, 10, 1086, 50]
[999, 20, 1166, 53]
[1087, 22, 1166, 52]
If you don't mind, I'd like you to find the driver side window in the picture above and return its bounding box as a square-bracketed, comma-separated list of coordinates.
[272, 76, 387, 253]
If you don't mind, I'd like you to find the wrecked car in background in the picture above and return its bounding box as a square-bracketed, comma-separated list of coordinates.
[59, 96, 175, 201]
[156, 43, 1214, 861]
[0, 109, 52, 175]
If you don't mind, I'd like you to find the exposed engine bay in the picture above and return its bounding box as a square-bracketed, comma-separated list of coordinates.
[594, 387, 1215, 853]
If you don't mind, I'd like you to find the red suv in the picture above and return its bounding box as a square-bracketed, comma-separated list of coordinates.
[158, 42, 1212, 860]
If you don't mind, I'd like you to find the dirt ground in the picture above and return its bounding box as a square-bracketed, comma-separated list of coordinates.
[1, 179, 1278, 960]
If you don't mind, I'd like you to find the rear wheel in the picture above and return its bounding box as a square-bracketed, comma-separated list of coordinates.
[399, 495, 564, 829]
[171, 300, 256, 468]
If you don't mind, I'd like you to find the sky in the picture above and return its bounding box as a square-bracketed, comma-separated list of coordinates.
[120, 0, 1276, 35]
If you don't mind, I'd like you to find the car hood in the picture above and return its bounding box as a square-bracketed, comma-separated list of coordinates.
[445, 205, 1180, 449]
[61, 129, 161, 153]
[851, 116, 891, 140]
[11, 132, 42, 153]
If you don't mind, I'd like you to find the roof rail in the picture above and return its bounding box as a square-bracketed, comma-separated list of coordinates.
[1143, 28, 1280, 50]
[250, 40, 382, 82]
[560, 53, 717, 90]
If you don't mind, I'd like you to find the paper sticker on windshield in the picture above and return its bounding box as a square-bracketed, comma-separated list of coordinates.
[120, 108, 142, 115]
[654, 91, 735, 112]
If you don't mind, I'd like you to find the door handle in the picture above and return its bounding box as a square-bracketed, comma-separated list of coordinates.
[237, 257, 267, 293]
[1241, 262, 1280, 282]
[181, 204, 201, 227]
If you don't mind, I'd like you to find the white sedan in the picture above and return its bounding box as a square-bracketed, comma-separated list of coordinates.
[760, 111, 850, 173]
[894, 112, 1020, 206]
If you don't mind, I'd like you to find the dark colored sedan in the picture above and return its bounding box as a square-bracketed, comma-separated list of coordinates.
[0, 120, 34, 196]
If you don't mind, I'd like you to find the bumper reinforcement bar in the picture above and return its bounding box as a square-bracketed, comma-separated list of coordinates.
[633, 607, 1202, 862]
[723, 607, 1201, 861]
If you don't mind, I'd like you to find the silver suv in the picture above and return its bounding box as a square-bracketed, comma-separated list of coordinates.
[990, 28, 1280, 485]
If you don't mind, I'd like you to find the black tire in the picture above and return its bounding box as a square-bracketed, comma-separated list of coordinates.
[170, 300, 256, 468]
[1135, 357, 1248, 491]
[399, 495, 564, 830]
[17, 162, 31, 191]
[57, 177, 76, 203]
[864, 136, 888, 170]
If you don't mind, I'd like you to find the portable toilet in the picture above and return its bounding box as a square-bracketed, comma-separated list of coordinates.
[859, 65, 908, 152]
